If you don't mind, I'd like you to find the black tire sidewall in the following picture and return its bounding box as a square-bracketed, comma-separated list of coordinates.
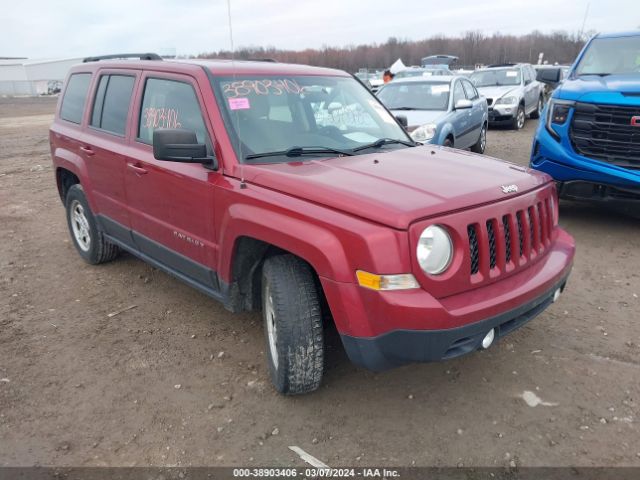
[513, 105, 525, 130]
[261, 255, 324, 395]
[471, 125, 486, 154]
[65, 185, 102, 264]
[262, 267, 288, 392]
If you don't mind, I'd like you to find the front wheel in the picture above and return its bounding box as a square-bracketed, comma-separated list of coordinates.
[262, 255, 324, 395]
[512, 105, 526, 130]
[470, 123, 487, 154]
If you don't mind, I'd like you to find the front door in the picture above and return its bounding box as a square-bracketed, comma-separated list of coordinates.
[123, 73, 220, 291]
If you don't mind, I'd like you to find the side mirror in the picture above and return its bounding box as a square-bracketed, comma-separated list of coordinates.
[153, 129, 217, 170]
[454, 99, 473, 110]
[536, 68, 562, 87]
[395, 114, 408, 128]
[524, 79, 532, 85]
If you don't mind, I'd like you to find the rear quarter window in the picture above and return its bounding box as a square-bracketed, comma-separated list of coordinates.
[60, 73, 92, 124]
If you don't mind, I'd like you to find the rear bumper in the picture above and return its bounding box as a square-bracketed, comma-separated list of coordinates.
[340, 272, 569, 370]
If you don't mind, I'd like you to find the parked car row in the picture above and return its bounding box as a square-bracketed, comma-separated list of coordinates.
[372, 61, 546, 152]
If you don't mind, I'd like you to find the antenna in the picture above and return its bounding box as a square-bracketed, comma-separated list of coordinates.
[579, 2, 590, 40]
[226, 0, 247, 188]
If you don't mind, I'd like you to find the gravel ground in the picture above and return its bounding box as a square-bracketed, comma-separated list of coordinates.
[0, 97, 638, 468]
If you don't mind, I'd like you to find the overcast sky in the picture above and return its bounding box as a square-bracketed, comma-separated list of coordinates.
[2, 0, 638, 59]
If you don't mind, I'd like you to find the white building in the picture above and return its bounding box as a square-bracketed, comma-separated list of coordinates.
[0, 57, 83, 96]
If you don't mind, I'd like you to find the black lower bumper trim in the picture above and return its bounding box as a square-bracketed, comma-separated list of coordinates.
[340, 272, 570, 371]
[558, 180, 640, 203]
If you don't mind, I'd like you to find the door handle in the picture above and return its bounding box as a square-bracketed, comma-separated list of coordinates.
[126, 163, 148, 175]
[80, 145, 95, 156]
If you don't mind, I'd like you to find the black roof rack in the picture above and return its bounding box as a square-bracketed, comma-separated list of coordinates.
[487, 63, 518, 68]
[247, 58, 278, 63]
[83, 53, 162, 63]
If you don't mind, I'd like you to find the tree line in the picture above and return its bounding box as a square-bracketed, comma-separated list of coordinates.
[196, 30, 590, 72]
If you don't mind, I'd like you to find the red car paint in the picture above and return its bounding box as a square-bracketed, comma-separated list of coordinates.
[50, 59, 575, 370]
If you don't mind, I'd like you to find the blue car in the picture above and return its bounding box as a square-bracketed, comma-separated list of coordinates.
[377, 75, 488, 153]
[531, 31, 640, 205]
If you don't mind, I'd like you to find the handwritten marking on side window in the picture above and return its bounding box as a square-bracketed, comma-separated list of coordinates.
[142, 107, 181, 129]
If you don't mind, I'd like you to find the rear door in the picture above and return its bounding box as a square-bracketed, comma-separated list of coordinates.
[123, 72, 220, 291]
[84, 69, 139, 239]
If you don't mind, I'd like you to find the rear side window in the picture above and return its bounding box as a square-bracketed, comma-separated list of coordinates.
[138, 78, 208, 145]
[90, 74, 135, 136]
[60, 73, 92, 124]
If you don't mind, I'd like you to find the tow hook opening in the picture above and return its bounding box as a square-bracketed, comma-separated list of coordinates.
[481, 328, 496, 349]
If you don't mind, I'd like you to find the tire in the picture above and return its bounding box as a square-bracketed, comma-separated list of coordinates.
[443, 137, 454, 148]
[261, 254, 324, 395]
[512, 104, 526, 130]
[65, 184, 120, 264]
[470, 123, 487, 154]
[530, 96, 543, 119]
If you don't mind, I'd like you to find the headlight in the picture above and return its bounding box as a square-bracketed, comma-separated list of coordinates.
[495, 96, 517, 105]
[546, 99, 574, 138]
[411, 123, 437, 142]
[417, 225, 453, 275]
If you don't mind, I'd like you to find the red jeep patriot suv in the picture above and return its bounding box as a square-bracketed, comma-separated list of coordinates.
[50, 53, 575, 394]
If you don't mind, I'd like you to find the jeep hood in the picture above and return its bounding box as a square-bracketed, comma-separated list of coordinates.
[242, 146, 550, 229]
[556, 74, 640, 104]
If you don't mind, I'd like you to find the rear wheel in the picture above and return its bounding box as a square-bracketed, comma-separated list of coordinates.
[65, 184, 120, 264]
[530, 96, 543, 119]
[470, 123, 487, 154]
[512, 105, 526, 130]
[262, 255, 324, 395]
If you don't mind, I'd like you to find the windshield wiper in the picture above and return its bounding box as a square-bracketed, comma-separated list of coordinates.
[245, 145, 355, 161]
[579, 72, 612, 77]
[352, 137, 416, 152]
[391, 106, 420, 110]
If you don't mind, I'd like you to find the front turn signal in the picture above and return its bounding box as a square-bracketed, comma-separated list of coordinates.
[356, 270, 420, 291]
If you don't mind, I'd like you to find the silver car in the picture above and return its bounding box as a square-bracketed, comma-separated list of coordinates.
[377, 75, 488, 153]
[470, 63, 544, 129]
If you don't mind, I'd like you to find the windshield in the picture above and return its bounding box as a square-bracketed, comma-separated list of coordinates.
[575, 36, 640, 76]
[377, 81, 450, 110]
[470, 69, 521, 87]
[213, 75, 411, 162]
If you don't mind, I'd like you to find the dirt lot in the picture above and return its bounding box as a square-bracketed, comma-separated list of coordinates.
[1, 97, 638, 468]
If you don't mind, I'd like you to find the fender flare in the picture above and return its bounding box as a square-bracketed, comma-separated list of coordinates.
[218, 203, 352, 283]
[53, 148, 96, 210]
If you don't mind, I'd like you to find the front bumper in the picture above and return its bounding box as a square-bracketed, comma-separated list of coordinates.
[530, 114, 640, 197]
[320, 228, 575, 370]
[489, 105, 517, 123]
[340, 272, 569, 370]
